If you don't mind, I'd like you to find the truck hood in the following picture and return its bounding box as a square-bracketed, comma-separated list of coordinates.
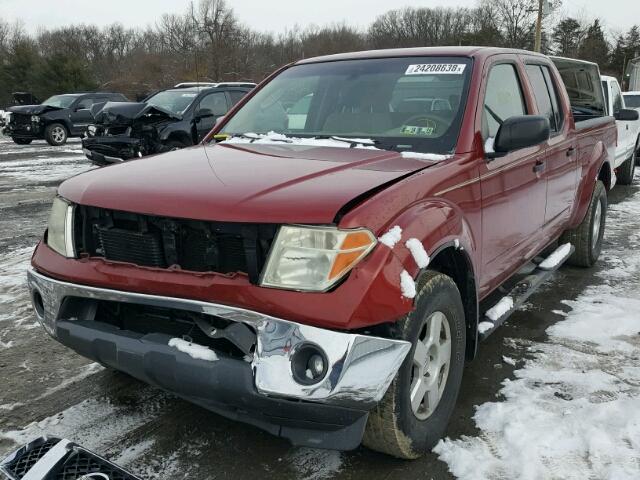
[92, 102, 180, 125]
[7, 104, 61, 115]
[59, 142, 437, 224]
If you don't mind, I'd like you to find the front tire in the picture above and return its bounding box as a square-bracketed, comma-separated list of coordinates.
[12, 137, 32, 145]
[363, 271, 466, 459]
[560, 180, 607, 267]
[45, 123, 68, 146]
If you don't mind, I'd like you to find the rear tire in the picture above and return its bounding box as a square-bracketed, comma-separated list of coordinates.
[12, 137, 32, 145]
[363, 271, 466, 459]
[45, 123, 68, 146]
[560, 180, 606, 267]
[617, 150, 636, 185]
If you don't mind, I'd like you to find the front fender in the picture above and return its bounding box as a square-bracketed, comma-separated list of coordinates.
[379, 199, 478, 280]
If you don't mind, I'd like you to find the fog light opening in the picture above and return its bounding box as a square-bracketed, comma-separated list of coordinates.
[291, 343, 328, 385]
[32, 290, 45, 318]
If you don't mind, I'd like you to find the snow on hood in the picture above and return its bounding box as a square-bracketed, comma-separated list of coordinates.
[92, 101, 181, 125]
[224, 132, 453, 162]
[223, 131, 381, 150]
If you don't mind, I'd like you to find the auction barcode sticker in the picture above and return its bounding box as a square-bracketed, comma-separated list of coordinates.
[405, 64, 466, 75]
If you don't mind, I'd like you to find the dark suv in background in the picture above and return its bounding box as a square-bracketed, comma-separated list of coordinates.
[3, 92, 128, 145]
[82, 82, 254, 165]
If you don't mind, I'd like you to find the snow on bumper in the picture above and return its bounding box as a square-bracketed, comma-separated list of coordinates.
[26, 267, 411, 408]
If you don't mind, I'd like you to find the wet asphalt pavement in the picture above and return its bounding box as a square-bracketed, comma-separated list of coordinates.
[0, 134, 637, 479]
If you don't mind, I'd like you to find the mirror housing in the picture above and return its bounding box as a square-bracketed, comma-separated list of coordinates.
[614, 108, 639, 121]
[488, 115, 550, 159]
[195, 108, 214, 120]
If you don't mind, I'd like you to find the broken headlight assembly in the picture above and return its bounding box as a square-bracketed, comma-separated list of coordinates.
[260, 225, 376, 292]
[47, 196, 75, 257]
[30, 115, 40, 122]
[86, 124, 97, 136]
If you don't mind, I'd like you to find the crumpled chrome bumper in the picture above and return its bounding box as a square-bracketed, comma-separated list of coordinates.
[27, 267, 410, 408]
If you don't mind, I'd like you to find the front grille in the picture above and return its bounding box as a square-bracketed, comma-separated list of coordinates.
[55, 449, 137, 480]
[2, 438, 58, 478]
[75, 205, 278, 282]
[10, 113, 31, 127]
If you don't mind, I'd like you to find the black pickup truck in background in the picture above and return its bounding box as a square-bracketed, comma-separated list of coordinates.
[3, 92, 128, 145]
[82, 83, 254, 165]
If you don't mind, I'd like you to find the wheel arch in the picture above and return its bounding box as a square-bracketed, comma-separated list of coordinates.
[381, 199, 480, 360]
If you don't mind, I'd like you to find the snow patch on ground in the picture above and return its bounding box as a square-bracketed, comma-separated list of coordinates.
[378, 225, 402, 247]
[168, 338, 218, 361]
[0, 155, 93, 184]
[0, 246, 33, 305]
[539, 242, 572, 270]
[400, 270, 416, 299]
[400, 151, 451, 161]
[405, 238, 430, 268]
[287, 448, 343, 480]
[435, 188, 640, 480]
[485, 296, 514, 321]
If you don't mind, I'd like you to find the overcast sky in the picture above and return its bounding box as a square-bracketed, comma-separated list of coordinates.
[1, 0, 639, 36]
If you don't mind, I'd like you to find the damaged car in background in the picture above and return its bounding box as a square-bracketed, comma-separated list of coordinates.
[2, 92, 128, 145]
[82, 82, 254, 165]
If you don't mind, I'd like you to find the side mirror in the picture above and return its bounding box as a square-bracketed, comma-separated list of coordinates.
[488, 115, 550, 159]
[614, 108, 639, 121]
[195, 108, 214, 120]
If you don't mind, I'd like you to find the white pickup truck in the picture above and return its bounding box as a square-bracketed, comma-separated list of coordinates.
[601, 75, 640, 184]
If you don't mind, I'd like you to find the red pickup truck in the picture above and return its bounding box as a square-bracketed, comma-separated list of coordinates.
[28, 47, 616, 458]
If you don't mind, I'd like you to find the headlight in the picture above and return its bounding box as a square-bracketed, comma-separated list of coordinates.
[30, 115, 40, 122]
[47, 197, 75, 257]
[260, 226, 376, 292]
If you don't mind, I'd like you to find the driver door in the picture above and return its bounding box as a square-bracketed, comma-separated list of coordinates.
[69, 97, 95, 134]
[479, 58, 547, 293]
[195, 92, 229, 142]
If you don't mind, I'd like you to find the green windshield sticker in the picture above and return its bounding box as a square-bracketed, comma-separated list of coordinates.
[402, 125, 435, 136]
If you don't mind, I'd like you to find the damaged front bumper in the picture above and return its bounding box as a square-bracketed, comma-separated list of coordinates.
[27, 267, 410, 450]
[82, 136, 141, 165]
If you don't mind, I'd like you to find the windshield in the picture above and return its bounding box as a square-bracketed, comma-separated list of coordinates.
[145, 90, 198, 115]
[624, 94, 640, 108]
[42, 95, 77, 108]
[220, 56, 473, 153]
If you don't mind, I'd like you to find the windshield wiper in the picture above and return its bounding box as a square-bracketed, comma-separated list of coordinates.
[311, 135, 379, 148]
[229, 133, 293, 143]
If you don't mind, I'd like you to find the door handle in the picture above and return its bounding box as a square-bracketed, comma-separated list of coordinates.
[533, 160, 545, 173]
[566, 147, 575, 157]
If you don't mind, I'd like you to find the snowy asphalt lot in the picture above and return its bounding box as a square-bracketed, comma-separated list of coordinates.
[0, 134, 639, 479]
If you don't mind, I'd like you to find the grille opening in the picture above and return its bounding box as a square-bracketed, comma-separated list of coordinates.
[54, 449, 138, 480]
[91, 299, 255, 360]
[2, 438, 59, 478]
[74, 205, 277, 282]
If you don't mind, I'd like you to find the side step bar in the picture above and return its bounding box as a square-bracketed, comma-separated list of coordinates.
[478, 243, 574, 340]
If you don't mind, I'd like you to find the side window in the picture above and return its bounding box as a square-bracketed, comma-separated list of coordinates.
[482, 63, 527, 140]
[76, 98, 93, 110]
[199, 92, 228, 116]
[228, 90, 248, 105]
[611, 82, 623, 113]
[525, 64, 564, 133]
[525, 65, 555, 131]
[541, 66, 564, 131]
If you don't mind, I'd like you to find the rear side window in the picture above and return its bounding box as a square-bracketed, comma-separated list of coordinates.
[482, 63, 526, 139]
[624, 94, 640, 108]
[228, 90, 248, 105]
[199, 92, 228, 116]
[525, 64, 564, 133]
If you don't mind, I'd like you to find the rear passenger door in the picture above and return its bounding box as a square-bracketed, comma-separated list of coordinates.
[524, 62, 577, 227]
[195, 91, 229, 141]
[611, 79, 634, 165]
[479, 58, 547, 288]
